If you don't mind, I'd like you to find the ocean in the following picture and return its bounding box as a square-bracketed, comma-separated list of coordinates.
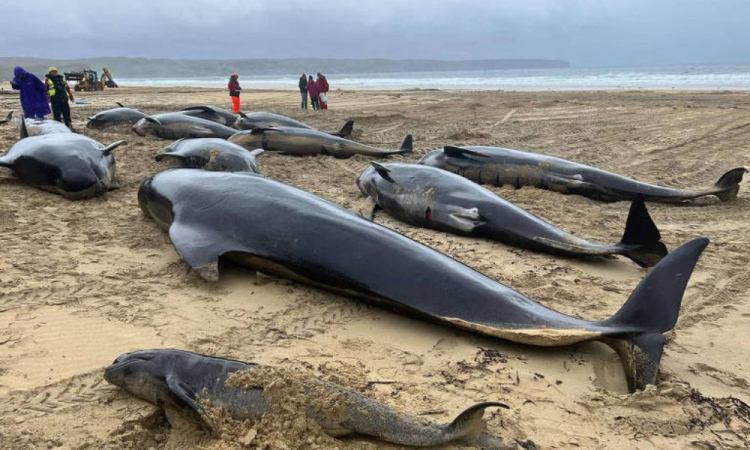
[116, 63, 750, 91]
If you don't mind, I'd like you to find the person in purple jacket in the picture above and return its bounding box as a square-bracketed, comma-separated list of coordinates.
[9, 66, 51, 119]
[307, 75, 320, 110]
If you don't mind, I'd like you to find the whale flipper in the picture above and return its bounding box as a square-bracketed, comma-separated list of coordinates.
[165, 375, 205, 425]
[603, 237, 709, 391]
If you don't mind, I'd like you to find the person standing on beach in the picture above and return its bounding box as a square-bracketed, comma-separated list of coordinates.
[45, 67, 74, 128]
[307, 75, 320, 110]
[228, 73, 242, 113]
[317, 72, 329, 110]
[299, 73, 308, 109]
[10, 66, 51, 119]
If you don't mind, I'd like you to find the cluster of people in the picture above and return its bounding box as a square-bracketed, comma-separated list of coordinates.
[9, 66, 76, 128]
[298, 73, 330, 110]
[227, 72, 331, 112]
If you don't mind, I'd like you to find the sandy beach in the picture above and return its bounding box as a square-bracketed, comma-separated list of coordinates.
[0, 86, 749, 449]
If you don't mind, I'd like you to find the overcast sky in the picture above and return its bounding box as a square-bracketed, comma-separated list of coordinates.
[2, 0, 749, 67]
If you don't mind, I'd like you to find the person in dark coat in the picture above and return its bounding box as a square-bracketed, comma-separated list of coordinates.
[316, 72, 329, 110]
[307, 75, 320, 110]
[228, 73, 242, 113]
[298, 73, 308, 109]
[10, 66, 51, 119]
[45, 67, 75, 128]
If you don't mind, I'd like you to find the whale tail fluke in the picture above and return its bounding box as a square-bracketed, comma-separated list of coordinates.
[0, 110, 13, 124]
[602, 237, 709, 392]
[397, 134, 413, 154]
[712, 167, 747, 201]
[618, 195, 668, 267]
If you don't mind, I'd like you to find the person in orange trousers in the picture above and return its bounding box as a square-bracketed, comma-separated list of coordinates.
[228, 73, 242, 113]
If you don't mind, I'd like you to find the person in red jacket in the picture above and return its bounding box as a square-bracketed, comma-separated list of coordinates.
[228, 73, 241, 113]
[307, 75, 320, 110]
[317, 72, 329, 109]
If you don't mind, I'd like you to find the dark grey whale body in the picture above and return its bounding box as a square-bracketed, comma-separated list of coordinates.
[87, 105, 150, 129]
[234, 111, 354, 138]
[133, 113, 238, 140]
[179, 105, 237, 127]
[229, 127, 411, 158]
[357, 163, 667, 267]
[156, 138, 263, 173]
[0, 121, 125, 199]
[138, 169, 709, 392]
[104, 349, 530, 449]
[419, 146, 747, 203]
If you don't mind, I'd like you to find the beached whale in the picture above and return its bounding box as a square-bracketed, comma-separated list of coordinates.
[133, 113, 238, 140]
[16, 117, 71, 135]
[234, 111, 354, 138]
[229, 127, 411, 158]
[0, 120, 125, 199]
[105, 349, 531, 449]
[86, 103, 150, 129]
[179, 105, 237, 127]
[156, 138, 263, 173]
[138, 169, 709, 392]
[419, 146, 747, 203]
[357, 162, 667, 267]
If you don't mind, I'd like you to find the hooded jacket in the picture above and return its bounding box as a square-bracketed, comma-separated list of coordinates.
[10, 67, 51, 119]
[307, 78, 320, 97]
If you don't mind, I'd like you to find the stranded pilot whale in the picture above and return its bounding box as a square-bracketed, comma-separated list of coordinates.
[357, 162, 667, 267]
[86, 103, 150, 129]
[419, 146, 747, 203]
[156, 138, 263, 173]
[234, 111, 354, 138]
[138, 169, 709, 392]
[0, 118, 125, 199]
[105, 349, 532, 449]
[133, 113, 239, 140]
[229, 127, 412, 158]
[179, 105, 237, 127]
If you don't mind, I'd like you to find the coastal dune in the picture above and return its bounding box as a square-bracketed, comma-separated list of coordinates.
[0, 86, 748, 449]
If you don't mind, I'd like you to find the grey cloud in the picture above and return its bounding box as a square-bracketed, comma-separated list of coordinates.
[2, 0, 749, 66]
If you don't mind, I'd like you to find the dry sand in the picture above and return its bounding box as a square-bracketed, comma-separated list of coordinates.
[0, 86, 749, 449]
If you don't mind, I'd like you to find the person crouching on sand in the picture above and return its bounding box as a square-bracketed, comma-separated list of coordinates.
[317, 72, 329, 110]
[299, 73, 308, 109]
[228, 73, 241, 113]
[307, 75, 320, 110]
[10, 66, 51, 119]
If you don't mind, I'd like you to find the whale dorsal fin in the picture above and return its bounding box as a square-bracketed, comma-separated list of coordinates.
[115, 102, 125, 108]
[443, 146, 489, 159]
[143, 116, 162, 126]
[371, 162, 393, 182]
[182, 105, 216, 113]
[20, 115, 29, 139]
[101, 140, 128, 156]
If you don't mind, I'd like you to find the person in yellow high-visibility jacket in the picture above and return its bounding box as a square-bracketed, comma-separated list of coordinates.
[45, 67, 75, 128]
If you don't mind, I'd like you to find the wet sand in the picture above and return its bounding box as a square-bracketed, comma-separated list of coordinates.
[0, 86, 749, 449]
